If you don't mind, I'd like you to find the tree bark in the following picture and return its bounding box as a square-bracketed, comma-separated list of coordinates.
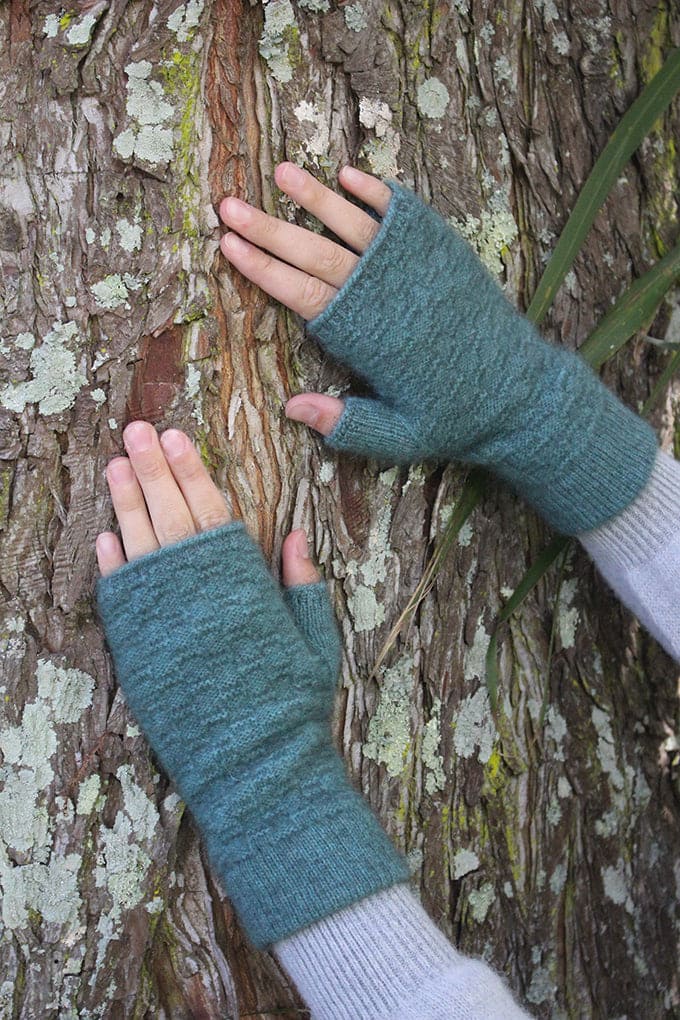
[0, 0, 678, 1017]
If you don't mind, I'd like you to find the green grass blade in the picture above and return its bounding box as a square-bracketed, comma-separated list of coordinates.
[527, 47, 680, 326]
[486, 251, 680, 710]
[486, 536, 570, 711]
[370, 50, 680, 686]
[579, 242, 680, 369]
[643, 347, 680, 415]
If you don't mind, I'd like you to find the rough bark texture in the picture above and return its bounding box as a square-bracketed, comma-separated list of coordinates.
[0, 1, 679, 1017]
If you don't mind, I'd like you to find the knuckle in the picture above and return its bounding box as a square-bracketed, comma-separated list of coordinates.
[318, 243, 351, 278]
[356, 215, 379, 249]
[258, 212, 280, 241]
[160, 521, 195, 546]
[302, 274, 332, 317]
[136, 458, 168, 483]
[196, 507, 230, 532]
[175, 456, 204, 484]
[115, 492, 143, 515]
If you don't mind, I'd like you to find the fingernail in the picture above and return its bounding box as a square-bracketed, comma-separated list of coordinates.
[223, 197, 251, 225]
[280, 162, 305, 186]
[285, 401, 319, 427]
[124, 421, 154, 452]
[294, 530, 310, 559]
[222, 232, 248, 254]
[160, 429, 187, 458]
[96, 532, 118, 556]
[107, 457, 133, 483]
[341, 165, 361, 184]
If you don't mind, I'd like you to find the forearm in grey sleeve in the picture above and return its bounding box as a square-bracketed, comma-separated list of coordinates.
[579, 448, 680, 662]
[274, 884, 533, 1020]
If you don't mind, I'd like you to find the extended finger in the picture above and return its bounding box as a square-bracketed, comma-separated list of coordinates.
[105, 456, 161, 561]
[219, 197, 359, 289]
[95, 530, 127, 577]
[122, 421, 197, 548]
[221, 232, 337, 319]
[338, 165, 393, 217]
[158, 429, 232, 532]
[274, 162, 382, 254]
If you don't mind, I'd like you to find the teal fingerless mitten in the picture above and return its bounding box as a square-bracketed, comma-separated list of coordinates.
[95, 522, 408, 948]
[307, 181, 658, 535]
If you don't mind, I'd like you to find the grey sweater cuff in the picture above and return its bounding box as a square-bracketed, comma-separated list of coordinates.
[579, 449, 680, 570]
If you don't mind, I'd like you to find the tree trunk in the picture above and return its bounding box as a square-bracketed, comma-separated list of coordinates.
[0, 0, 678, 1016]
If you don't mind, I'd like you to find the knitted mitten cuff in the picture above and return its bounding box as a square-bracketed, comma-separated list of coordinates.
[307, 181, 658, 535]
[96, 521, 409, 947]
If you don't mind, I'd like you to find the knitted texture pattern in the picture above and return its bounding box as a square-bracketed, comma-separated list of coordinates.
[306, 181, 658, 535]
[95, 521, 409, 948]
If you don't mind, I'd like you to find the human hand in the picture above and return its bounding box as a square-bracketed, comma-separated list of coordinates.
[219, 163, 392, 438]
[96, 419, 319, 586]
[219, 164, 657, 535]
[95, 420, 408, 947]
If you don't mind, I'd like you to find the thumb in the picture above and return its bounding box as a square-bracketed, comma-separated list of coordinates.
[281, 529, 341, 679]
[281, 529, 321, 587]
[285, 393, 344, 436]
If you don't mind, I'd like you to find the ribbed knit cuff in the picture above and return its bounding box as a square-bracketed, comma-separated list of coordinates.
[213, 781, 410, 949]
[274, 884, 532, 1019]
[513, 375, 659, 536]
[579, 449, 680, 568]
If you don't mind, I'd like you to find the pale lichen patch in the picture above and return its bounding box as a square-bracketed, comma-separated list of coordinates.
[358, 98, 401, 177]
[43, 13, 60, 37]
[116, 218, 142, 253]
[294, 100, 330, 159]
[0, 321, 87, 416]
[550, 862, 567, 894]
[90, 274, 130, 310]
[345, 483, 394, 632]
[553, 30, 570, 54]
[544, 705, 567, 762]
[416, 77, 450, 119]
[557, 775, 571, 798]
[457, 520, 473, 546]
[556, 577, 579, 649]
[452, 189, 519, 275]
[259, 0, 298, 84]
[66, 14, 97, 46]
[602, 860, 634, 913]
[76, 774, 102, 816]
[185, 363, 205, 425]
[468, 881, 495, 922]
[0, 658, 96, 937]
[464, 620, 489, 684]
[344, 3, 368, 32]
[493, 55, 514, 87]
[36, 659, 95, 724]
[452, 687, 495, 764]
[167, 0, 205, 42]
[114, 61, 175, 166]
[592, 706, 625, 792]
[526, 961, 555, 1005]
[364, 654, 416, 777]
[453, 848, 480, 879]
[422, 698, 446, 793]
[94, 765, 160, 954]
